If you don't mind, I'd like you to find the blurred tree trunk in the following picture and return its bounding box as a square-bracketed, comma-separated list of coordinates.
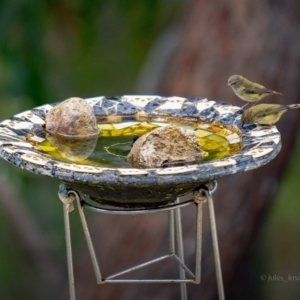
[71, 1, 300, 299]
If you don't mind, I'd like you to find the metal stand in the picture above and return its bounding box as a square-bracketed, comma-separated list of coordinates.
[58, 181, 225, 300]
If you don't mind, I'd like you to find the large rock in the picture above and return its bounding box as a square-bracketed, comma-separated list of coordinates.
[127, 125, 205, 168]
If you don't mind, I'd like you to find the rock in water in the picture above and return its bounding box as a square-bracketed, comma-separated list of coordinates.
[46, 97, 100, 161]
[127, 125, 205, 168]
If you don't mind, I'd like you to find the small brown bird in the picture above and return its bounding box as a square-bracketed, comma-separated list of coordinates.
[242, 103, 300, 125]
[227, 75, 282, 102]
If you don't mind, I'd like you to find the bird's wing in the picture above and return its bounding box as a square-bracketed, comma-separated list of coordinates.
[255, 106, 289, 118]
[243, 87, 271, 95]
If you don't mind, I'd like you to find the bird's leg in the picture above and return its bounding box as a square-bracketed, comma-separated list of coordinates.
[241, 103, 249, 109]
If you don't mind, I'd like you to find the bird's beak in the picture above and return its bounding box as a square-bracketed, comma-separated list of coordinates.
[226, 83, 231, 87]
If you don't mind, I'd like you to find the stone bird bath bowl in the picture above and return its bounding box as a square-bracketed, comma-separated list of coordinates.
[0, 95, 281, 208]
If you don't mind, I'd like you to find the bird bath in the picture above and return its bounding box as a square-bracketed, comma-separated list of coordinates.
[0, 95, 281, 300]
[0, 95, 281, 206]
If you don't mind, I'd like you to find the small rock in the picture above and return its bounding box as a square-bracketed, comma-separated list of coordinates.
[127, 125, 205, 168]
[46, 97, 100, 160]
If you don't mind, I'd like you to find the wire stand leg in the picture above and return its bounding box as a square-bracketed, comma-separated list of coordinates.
[74, 194, 102, 284]
[175, 198, 188, 300]
[194, 199, 203, 284]
[63, 202, 76, 300]
[168, 209, 175, 254]
[206, 190, 225, 300]
[58, 184, 76, 300]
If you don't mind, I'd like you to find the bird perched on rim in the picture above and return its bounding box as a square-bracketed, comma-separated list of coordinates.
[241, 103, 300, 125]
[227, 75, 282, 103]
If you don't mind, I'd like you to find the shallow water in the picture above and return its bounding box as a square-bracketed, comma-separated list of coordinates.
[36, 121, 241, 168]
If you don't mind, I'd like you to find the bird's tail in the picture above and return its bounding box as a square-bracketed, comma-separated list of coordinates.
[287, 104, 300, 109]
[271, 90, 282, 95]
